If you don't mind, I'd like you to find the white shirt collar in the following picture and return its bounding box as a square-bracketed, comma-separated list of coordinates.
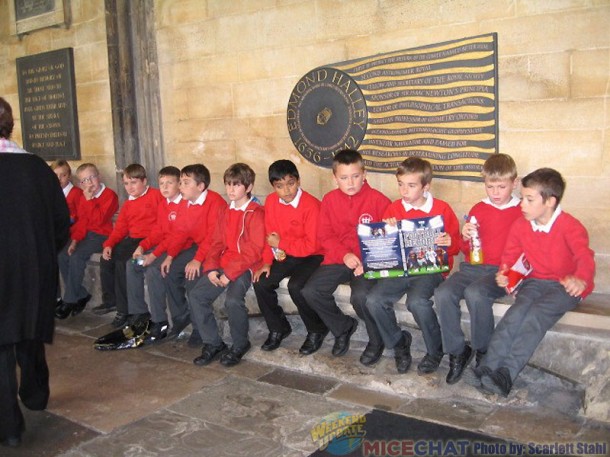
[482, 195, 521, 210]
[402, 192, 433, 213]
[230, 197, 252, 211]
[128, 186, 150, 201]
[93, 183, 106, 199]
[531, 205, 562, 233]
[168, 194, 182, 204]
[62, 181, 74, 197]
[279, 187, 302, 208]
[188, 190, 208, 206]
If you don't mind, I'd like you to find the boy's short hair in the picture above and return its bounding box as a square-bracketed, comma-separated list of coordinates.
[521, 168, 565, 206]
[396, 157, 433, 186]
[123, 163, 147, 180]
[268, 159, 299, 184]
[75, 163, 99, 176]
[224, 163, 256, 197]
[51, 159, 72, 174]
[158, 165, 180, 181]
[481, 153, 518, 181]
[332, 149, 364, 173]
[181, 164, 211, 188]
[0, 97, 14, 139]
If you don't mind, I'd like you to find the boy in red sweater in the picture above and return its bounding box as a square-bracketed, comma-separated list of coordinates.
[189, 163, 265, 367]
[124, 166, 185, 342]
[52, 160, 83, 225]
[435, 154, 522, 385]
[56, 163, 118, 319]
[253, 160, 326, 354]
[98, 164, 162, 327]
[364, 158, 460, 374]
[151, 164, 227, 344]
[301, 149, 391, 359]
[475, 168, 595, 397]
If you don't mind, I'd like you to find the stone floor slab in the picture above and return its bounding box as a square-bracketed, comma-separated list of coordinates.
[327, 384, 407, 411]
[46, 333, 227, 433]
[258, 368, 338, 394]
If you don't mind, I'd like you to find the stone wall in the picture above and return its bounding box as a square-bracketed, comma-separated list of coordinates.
[1, 0, 609, 293]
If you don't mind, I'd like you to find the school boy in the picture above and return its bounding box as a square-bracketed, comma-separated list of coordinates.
[51, 160, 83, 225]
[364, 158, 460, 374]
[124, 166, 185, 342]
[301, 149, 391, 359]
[188, 163, 265, 367]
[253, 160, 326, 354]
[150, 164, 227, 343]
[435, 154, 522, 384]
[97, 164, 162, 328]
[475, 168, 595, 397]
[55, 163, 119, 319]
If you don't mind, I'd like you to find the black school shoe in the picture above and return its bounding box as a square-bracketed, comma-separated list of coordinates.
[417, 352, 443, 375]
[446, 344, 474, 385]
[220, 341, 252, 367]
[144, 321, 169, 345]
[331, 317, 358, 357]
[359, 342, 385, 366]
[480, 367, 513, 397]
[71, 293, 92, 316]
[261, 329, 292, 351]
[394, 330, 413, 373]
[193, 342, 228, 366]
[299, 331, 328, 355]
[54, 300, 74, 319]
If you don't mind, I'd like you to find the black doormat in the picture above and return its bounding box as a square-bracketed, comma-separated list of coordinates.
[308, 409, 578, 457]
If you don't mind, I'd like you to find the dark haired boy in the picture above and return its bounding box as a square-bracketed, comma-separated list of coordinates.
[150, 163, 227, 343]
[124, 166, 185, 342]
[189, 163, 265, 367]
[365, 157, 460, 374]
[98, 164, 162, 327]
[435, 154, 521, 384]
[253, 160, 326, 354]
[475, 168, 595, 397]
[302, 149, 391, 359]
[55, 163, 119, 319]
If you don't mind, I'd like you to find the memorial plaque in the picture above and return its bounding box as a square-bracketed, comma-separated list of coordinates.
[10, 0, 70, 36]
[16, 48, 81, 160]
[287, 33, 499, 181]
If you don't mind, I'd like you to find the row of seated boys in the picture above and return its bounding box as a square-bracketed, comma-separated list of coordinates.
[51, 149, 595, 398]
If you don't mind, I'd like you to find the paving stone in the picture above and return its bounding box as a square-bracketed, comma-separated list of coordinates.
[258, 368, 338, 395]
[327, 384, 407, 411]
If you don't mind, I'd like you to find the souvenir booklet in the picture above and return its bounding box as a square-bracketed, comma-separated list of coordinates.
[358, 215, 450, 279]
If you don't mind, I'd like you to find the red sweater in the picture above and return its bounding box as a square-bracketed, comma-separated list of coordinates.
[384, 197, 460, 271]
[70, 186, 119, 241]
[262, 190, 322, 264]
[65, 184, 83, 224]
[501, 211, 596, 298]
[166, 190, 227, 261]
[318, 182, 391, 265]
[103, 187, 162, 248]
[203, 200, 266, 281]
[460, 200, 522, 266]
[139, 197, 187, 257]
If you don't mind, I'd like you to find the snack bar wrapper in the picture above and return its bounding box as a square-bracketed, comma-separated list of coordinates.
[505, 253, 533, 294]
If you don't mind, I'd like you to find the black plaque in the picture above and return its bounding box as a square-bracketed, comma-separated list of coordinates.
[287, 34, 499, 181]
[14, 0, 55, 21]
[16, 47, 81, 160]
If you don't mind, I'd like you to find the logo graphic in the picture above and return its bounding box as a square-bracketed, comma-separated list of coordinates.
[310, 412, 366, 455]
[359, 213, 373, 224]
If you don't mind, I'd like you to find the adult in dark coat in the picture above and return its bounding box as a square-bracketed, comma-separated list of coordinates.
[0, 97, 70, 447]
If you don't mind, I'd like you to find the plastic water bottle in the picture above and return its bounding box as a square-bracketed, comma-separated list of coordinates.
[469, 216, 484, 265]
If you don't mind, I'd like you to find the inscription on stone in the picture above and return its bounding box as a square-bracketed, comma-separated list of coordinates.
[14, 0, 55, 21]
[16, 47, 81, 160]
[287, 33, 498, 181]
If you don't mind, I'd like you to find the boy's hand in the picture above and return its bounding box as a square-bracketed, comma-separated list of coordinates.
[132, 246, 144, 259]
[82, 185, 95, 200]
[560, 275, 586, 297]
[67, 239, 78, 256]
[102, 246, 112, 260]
[219, 274, 230, 287]
[160, 256, 173, 277]
[353, 265, 364, 276]
[383, 217, 397, 226]
[253, 264, 271, 282]
[142, 252, 156, 267]
[495, 264, 509, 287]
[208, 270, 222, 286]
[435, 232, 451, 247]
[266, 232, 280, 248]
[461, 222, 475, 240]
[185, 259, 202, 281]
[343, 252, 362, 271]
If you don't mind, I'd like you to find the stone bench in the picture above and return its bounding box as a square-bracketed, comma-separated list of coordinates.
[81, 253, 610, 422]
